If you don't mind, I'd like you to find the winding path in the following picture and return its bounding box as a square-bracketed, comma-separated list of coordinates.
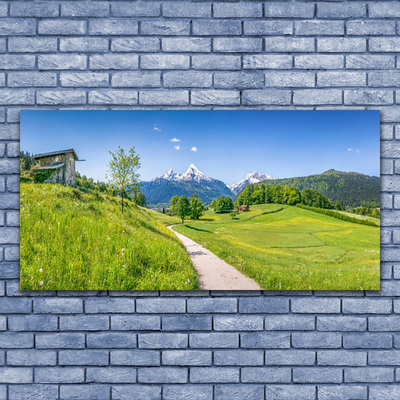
[168, 225, 262, 290]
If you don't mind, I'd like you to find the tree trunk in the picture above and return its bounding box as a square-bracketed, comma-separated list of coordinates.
[121, 194, 124, 213]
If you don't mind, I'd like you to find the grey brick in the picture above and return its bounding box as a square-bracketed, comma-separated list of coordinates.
[162, 350, 211, 366]
[190, 367, 239, 383]
[8, 72, 56, 88]
[7, 349, 56, 366]
[110, 350, 159, 366]
[37, 90, 86, 105]
[292, 298, 341, 313]
[112, 2, 159, 17]
[347, 20, 395, 36]
[215, 385, 264, 400]
[242, 367, 291, 383]
[193, 20, 241, 36]
[318, 72, 366, 87]
[239, 297, 289, 313]
[141, 21, 189, 36]
[265, 72, 315, 88]
[163, 71, 211, 88]
[90, 54, 138, 70]
[85, 298, 135, 313]
[162, 315, 211, 331]
[89, 19, 138, 35]
[62, 2, 110, 17]
[292, 333, 341, 349]
[163, 3, 210, 18]
[370, 72, 400, 87]
[318, 385, 367, 400]
[193, 55, 241, 70]
[189, 332, 238, 348]
[265, 315, 314, 331]
[295, 20, 344, 36]
[5, 209, 17, 225]
[265, 385, 316, 400]
[214, 38, 262, 53]
[59, 350, 109, 366]
[112, 71, 160, 87]
[191, 90, 240, 106]
[87, 332, 136, 349]
[264, 3, 314, 18]
[60, 315, 109, 331]
[0, 297, 31, 313]
[242, 89, 291, 105]
[343, 333, 392, 349]
[214, 3, 262, 18]
[34, 298, 82, 314]
[141, 55, 189, 70]
[187, 298, 237, 313]
[295, 55, 344, 69]
[60, 385, 110, 400]
[214, 350, 263, 366]
[89, 89, 138, 105]
[369, 350, 400, 366]
[370, 38, 400, 53]
[138, 367, 187, 383]
[241, 332, 290, 349]
[9, 37, 57, 53]
[139, 90, 188, 105]
[38, 54, 87, 70]
[9, 385, 58, 400]
[60, 72, 109, 88]
[317, 316, 366, 331]
[112, 385, 161, 400]
[163, 385, 212, 400]
[293, 367, 342, 383]
[36, 333, 85, 349]
[318, 38, 366, 53]
[369, 316, 400, 331]
[214, 315, 263, 331]
[112, 38, 160, 52]
[345, 367, 393, 383]
[60, 38, 108, 53]
[111, 315, 160, 330]
[343, 299, 391, 314]
[8, 315, 57, 331]
[294, 89, 342, 105]
[0, 333, 33, 348]
[86, 367, 136, 383]
[0, 367, 32, 383]
[0, 19, 36, 36]
[317, 3, 366, 19]
[39, 20, 86, 35]
[264, 37, 314, 53]
[35, 367, 84, 383]
[346, 55, 395, 70]
[0, 160, 20, 174]
[369, 3, 400, 18]
[318, 350, 366, 366]
[265, 350, 315, 365]
[0, 55, 35, 70]
[345, 89, 393, 105]
[244, 21, 293, 36]
[139, 333, 187, 349]
[162, 38, 211, 53]
[11, 2, 59, 17]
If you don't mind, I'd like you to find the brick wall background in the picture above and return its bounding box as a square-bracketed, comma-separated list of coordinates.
[0, 0, 399, 399]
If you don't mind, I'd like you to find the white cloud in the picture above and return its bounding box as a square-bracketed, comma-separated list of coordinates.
[347, 148, 360, 154]
[355, 149, 360, 154]
[347, 148, 353, 152]
[174, 145, 181, 151]
[153, 126, 161, 132]
[170, 138, 180, 142]
[191, 147, 198, 152]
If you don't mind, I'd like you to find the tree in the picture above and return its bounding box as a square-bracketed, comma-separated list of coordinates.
[172, 195, 190, 223]
[107, 146, 141, 213]
[133, 191, 146, 206]
[170, 195, 179, 210]
[210, 198, 217, 210]
[215, 196, 234, 213]
[189, 194, 204, 220]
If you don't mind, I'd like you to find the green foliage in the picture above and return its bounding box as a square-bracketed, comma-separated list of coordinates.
[107, 146, 141, 213]
[215, 196, 234, 213]
[20, 151, 37, 173]
[189, 194, 204, 220]
[33, 169, 53, 183]
[301, 188, 333, 209]
[296, 204, 379, 227]
[132, 191, 146, 206]
[174, 203, 380, 291]
[170, 195, 191, 223]
[20, 183, 198, 290]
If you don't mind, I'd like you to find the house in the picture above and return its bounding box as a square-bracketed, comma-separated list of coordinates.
[240, 204, 249, 211]
[33, 149, 79, 186]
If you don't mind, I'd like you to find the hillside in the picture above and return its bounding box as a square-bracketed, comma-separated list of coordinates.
[258, 169, 380, 207]
[20, 183, 198, 290]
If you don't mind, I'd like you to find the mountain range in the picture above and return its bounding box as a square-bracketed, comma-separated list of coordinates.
[140, 165, 380, 208]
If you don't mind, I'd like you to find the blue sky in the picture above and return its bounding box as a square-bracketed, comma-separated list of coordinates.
[21, 110, 380, 185]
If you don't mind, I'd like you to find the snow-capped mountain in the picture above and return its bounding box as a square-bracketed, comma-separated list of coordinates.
[143, 164, 231, 205]
[229, 171, 274, 195]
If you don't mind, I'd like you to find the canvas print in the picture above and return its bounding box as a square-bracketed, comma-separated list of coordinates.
[20, 110, 380, 291]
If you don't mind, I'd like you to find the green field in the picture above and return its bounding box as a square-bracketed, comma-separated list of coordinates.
[173, 204, 380, 290]
[21, 183, 198, 290]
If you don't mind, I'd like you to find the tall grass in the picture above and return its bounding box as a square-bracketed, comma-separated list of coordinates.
[21, 183, 198, 290]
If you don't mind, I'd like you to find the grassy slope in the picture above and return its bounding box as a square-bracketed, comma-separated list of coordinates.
[21, 183, 198, 290]
[173, 204, 380, 290]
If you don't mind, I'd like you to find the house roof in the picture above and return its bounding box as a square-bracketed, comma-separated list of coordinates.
[33, 149, 79, 160]
[33, 162, 65, 171]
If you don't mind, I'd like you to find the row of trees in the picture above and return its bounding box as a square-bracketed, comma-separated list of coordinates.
[236, 183, 335, 210]
[210, 196, 235, 213]
[170, 194, 205, 223]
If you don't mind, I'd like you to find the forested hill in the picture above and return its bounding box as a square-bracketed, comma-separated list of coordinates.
[259, 169, 380, 207]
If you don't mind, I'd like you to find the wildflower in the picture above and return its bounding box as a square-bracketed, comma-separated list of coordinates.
[108, 237, 110, 240]
[39, 268, 43, 273]
[39, 281, 43, 285]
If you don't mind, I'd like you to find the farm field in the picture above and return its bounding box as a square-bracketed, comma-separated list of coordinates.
[21, 183, 199, 290]
[173, 204, 380, 290]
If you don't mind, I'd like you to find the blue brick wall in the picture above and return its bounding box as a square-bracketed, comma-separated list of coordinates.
[0, 0, 399, 398]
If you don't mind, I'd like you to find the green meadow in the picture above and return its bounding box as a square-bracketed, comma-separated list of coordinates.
[21, 183, 198, 290]
[172, 204, 380, 290]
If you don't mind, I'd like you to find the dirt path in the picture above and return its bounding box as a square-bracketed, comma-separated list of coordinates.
[168, 226, 262, 290]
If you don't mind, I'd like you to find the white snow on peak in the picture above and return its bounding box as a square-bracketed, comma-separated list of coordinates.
[154, 164, 212, 183]
[229, 171, 273, 195]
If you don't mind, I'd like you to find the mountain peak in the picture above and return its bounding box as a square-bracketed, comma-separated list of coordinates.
[229, 171, 274, 195]
[154, 164, 212, 183]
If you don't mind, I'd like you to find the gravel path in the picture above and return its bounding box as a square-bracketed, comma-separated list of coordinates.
[168, 225, 262, 290]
